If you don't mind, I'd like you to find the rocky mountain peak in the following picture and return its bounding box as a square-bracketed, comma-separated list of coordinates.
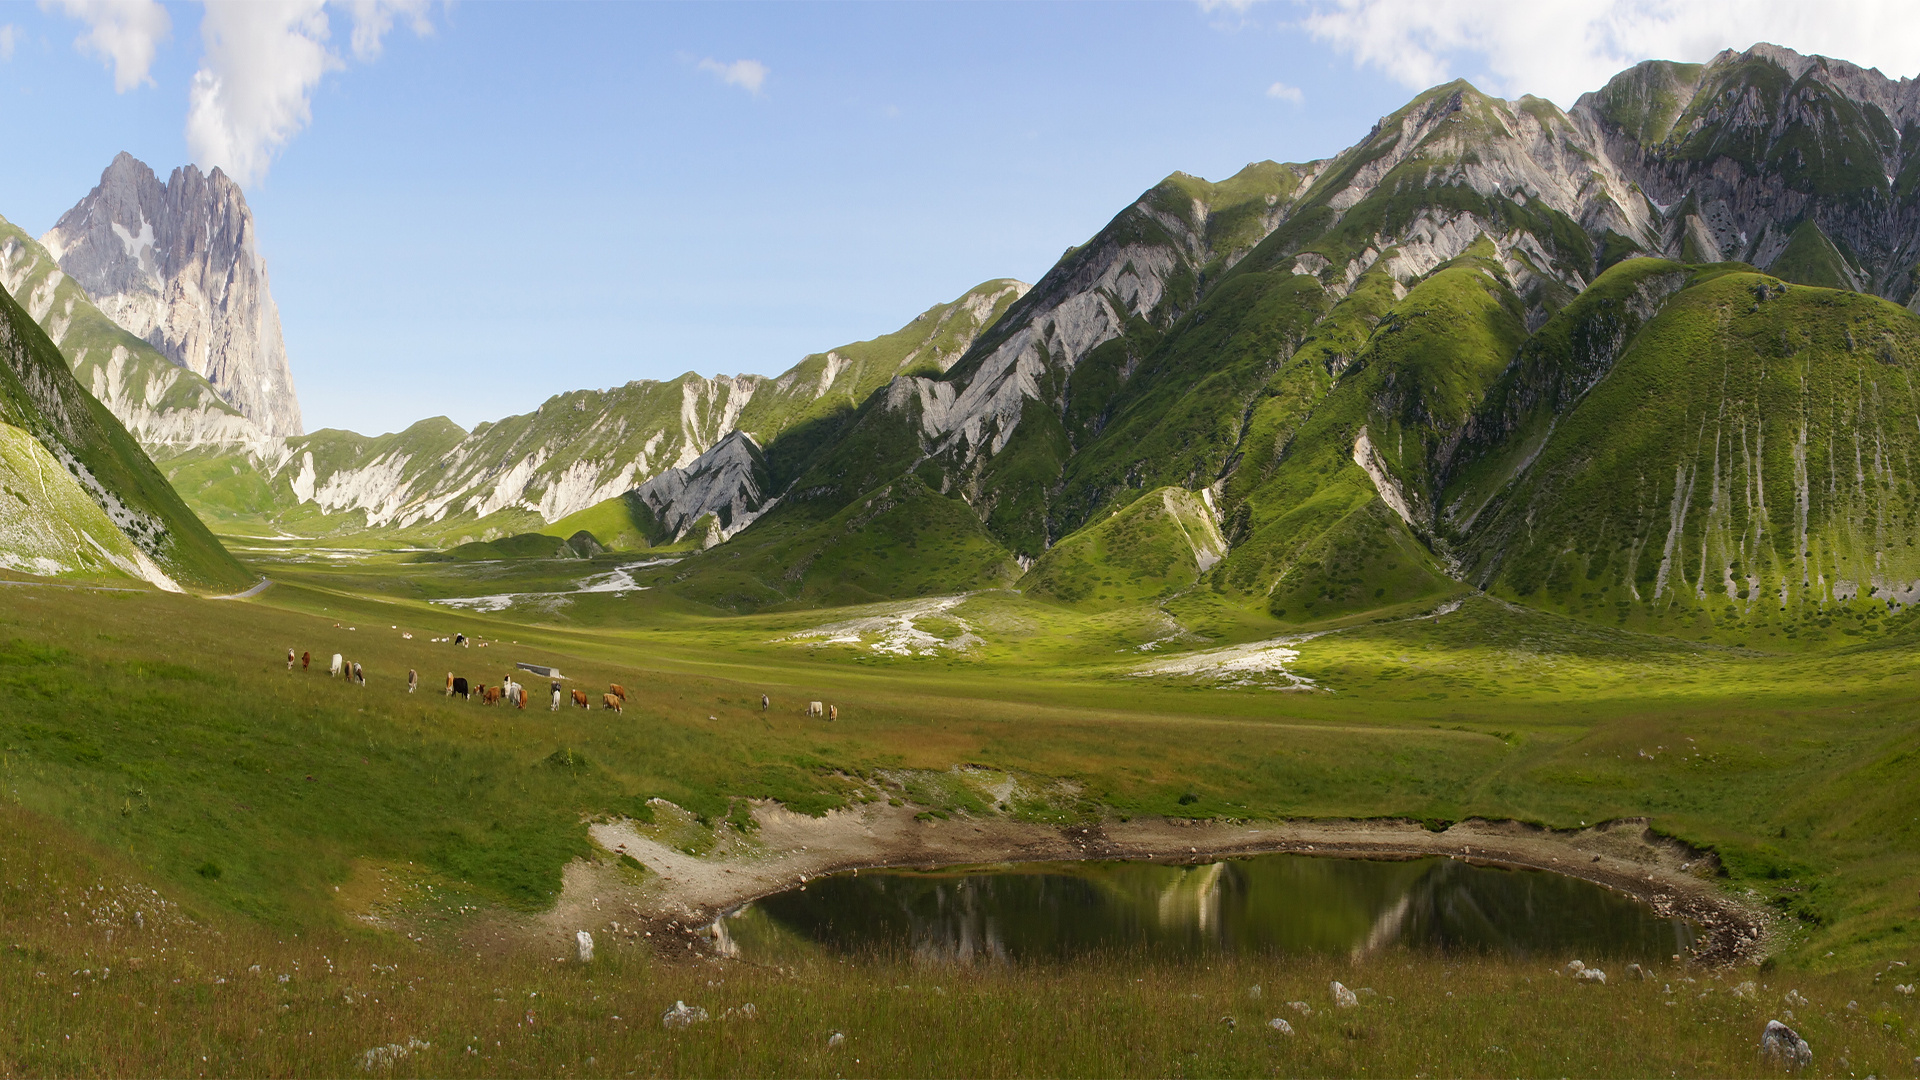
[43, 153, 303, 437]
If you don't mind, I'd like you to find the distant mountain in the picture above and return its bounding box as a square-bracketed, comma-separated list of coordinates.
[155, 279, 1027, 541]
[43, 153, 303, 437]
[0, 266, 251, 592]
[0, 214, 265, 456]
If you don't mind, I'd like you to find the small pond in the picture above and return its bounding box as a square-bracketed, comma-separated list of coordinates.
[726, 853, 1696, 964]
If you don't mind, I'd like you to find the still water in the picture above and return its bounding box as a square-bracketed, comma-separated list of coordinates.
[730, 853, 1696, 964]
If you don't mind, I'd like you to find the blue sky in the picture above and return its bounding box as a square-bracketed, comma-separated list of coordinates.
[5, 1, 1920, 435]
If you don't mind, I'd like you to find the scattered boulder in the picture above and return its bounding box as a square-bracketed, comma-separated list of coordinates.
[1330, 981, 1359, 1009]
[1564, 959, 1587, 977]
[827, 1032, 846, 1048]
[1267, 1018, 1295, 1035]
[1288, 1001, 1313, 1016]
[1627, 963, 1649, 981]
[1784, 989, 1810, 1008]
[661, 1001, 709, 1030]
[1575, 967, 1607, 985]
[575, 930, 594, 963]
[1732, 980, 1757, 1000]
[1760, 1020, 1812, 1070]
[1248, 984, 1263, 1000]
[1897, 984, 1915, 996]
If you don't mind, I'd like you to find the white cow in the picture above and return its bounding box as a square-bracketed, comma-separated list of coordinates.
[330, 653, 344, 678]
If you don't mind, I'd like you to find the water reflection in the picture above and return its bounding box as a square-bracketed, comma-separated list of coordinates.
[741, 854, 1696, 964]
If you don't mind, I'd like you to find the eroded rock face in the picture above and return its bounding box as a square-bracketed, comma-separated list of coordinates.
[43, 153, 303, 437]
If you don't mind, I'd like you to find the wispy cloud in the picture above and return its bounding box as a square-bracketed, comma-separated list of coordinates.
[184, 1, 432, 189]
[44, 0, 172, 91]
[699, 57, 769, 95]
[1298, 0, 1920, 107]
[1266, 80, 1304, 103]
[0, 25, 18, 63]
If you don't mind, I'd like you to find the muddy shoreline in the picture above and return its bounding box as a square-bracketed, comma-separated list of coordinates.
[533, 802, 1770, 968]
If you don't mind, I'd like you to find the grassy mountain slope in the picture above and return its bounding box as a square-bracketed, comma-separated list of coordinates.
[1022, 486, 1225, 611]
[0, 282, 250, 591]
[1458, 269, 1920, 644]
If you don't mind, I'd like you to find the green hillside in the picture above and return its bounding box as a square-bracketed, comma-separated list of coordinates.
[1022, 486, 1225, 611]
[0, 282, 251, 592]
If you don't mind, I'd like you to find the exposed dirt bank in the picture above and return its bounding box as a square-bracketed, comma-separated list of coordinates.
[532, 802, 1769, 968]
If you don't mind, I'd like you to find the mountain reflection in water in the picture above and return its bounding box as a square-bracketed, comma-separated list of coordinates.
[741, 854, 1696, 964]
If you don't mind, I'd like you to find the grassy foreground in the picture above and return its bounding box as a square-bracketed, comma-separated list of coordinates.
[4, 801, 1917, 1078]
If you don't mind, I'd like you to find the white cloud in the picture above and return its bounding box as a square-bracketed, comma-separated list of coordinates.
[0, 25, 17, 63]
[1298, 0, 1920, 107]
[1267, 80, 1304, 103]
[699, 57, 769, 95]
[185, 1, 432, 189]
[340, 0, 431, 61]
[44, 0, 172, 91]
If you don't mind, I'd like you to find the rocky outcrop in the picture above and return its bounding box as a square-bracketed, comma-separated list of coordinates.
[633, 430, 774, 546]
[43, 153, 303, 437]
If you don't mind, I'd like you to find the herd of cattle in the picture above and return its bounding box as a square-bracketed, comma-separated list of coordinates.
[286, 646, 627, 712]
[284, 645, 843, 720]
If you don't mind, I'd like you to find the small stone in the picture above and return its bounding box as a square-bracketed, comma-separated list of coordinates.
[1563, 959, 1587, 976]
[1575, 967, 1607, 985]
[1248, 984, 1262, 1000]
[1220, 1016, 1236, 1031]
[1288, 1001, 1313, 1016]
[1626, 963, 1648, 981]
[1732, 980, 1756, 999]
[1331, 981, 1359, 1009]
[661, 1001, 709, 1030]
[1898, 984, 1915, 996]
[575, 930, 594, 963]
[1760, 1019, 1812, 1070]
[827, 1032, 846, 1048]
[1785, 989, 1810, 1007]
[1267, 1017, 1295, 1035]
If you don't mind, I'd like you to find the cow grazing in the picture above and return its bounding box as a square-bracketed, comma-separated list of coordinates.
[571, 689, 589, 708]
[452, 677, 469, 699]
[515, 686, 527, 709]
[330, 653, 344, 678]
[286, 648, 295, 671]
[550, 683, 562, 712]
[829, 704, 839, 722]
[408, 669, 418, 693]
[608, 684, 627, 702]
[353, 662, 365, 686]
[807, 701, 823, 717]
[444, 671, 455, 696]
[302, 651, 311, 671]
[483, 685, 501, 706]
[602, 693, 623, 713]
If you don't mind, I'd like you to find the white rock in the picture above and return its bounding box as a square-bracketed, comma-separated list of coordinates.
[1760, 1020, 1812, 1070]
[1330, 981, 1359, 1008]
[661, 1001, 708, 1030]
[1575, 967, 1607, 985]
[827, 1031, 846, 1048]
[575, 930, 594, 963]
[1267, 1017, 1295, 1035]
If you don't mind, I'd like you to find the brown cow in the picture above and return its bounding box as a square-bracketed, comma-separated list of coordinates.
[601, 693, 623, 713]
[483, 685, 502, 706]
[608, 683, 627, 702]
[571, 689, 589, 708]
[444, 671, 455, 696]
[301, 651, 311, 671]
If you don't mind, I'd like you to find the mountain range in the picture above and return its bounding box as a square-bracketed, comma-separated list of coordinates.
[9, 42, 1920, 636]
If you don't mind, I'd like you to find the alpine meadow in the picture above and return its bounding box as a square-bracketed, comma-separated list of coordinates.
[12, 34, 1920, 1076]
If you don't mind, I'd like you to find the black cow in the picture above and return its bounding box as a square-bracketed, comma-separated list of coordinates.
[452, 676, 470, 699]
